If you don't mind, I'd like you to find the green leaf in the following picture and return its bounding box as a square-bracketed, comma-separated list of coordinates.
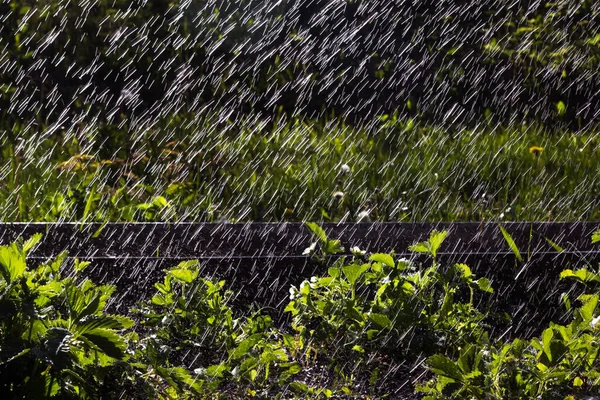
[305, 222, 329, 243]
[593, 229, 600, 244]
[368, 313, 392, 329]
[176, 259, 200, 269]
[325, 239, 344, 254]
[560, 268, 600, 284]
[429, 230, 448, 258]
[167, 268, 198, 284]
[369, 253, 395, 268]
[81, 328, 127, 359]
[457, 345, 477, 374]
[498, 225, 523, 262]
[578, 294, 598, 322]
[542, 328, 554, 362]
[92, 221, 108, 238]
[23, 233, 42, 254]
[43, 250, 68, 273]
[454, 263, 472, 279]
[205, 363, 228, 378]
[169, 366, 204, 393]
[328, 267, 340, 278]
[409, 242, 429, 254]
[230, 334, 263, 359]
[556, 101, 566, 116]
[544, 237, 565, 252]
[290, 381, 310, 393]
[74, 258, 92, 273]
[76, 292, 101, 320]
[153, 196, 170, 208]
[74, 315, 134, 335]
[0, 245, 26, 283]
[80, 183, 98, 228]
[45, 373, 60, 397]
[475, 278, 493, 293]
[427, 354, 463, 382]
[342, 264, 370, 286]
[352, 344, 365, 353]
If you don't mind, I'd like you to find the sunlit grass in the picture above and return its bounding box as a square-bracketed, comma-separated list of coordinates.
[0, 115, 599, 222]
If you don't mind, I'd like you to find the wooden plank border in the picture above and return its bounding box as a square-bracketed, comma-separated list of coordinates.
[0, 222, 598, 259]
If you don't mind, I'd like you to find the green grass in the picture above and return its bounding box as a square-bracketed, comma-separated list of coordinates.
[1, 114, 599, 222]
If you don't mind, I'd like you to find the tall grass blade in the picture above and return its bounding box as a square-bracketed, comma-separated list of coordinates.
[498, 225, 523, 262]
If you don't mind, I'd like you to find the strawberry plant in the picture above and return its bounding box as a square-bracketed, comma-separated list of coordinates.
[286, 225, 495, 390]
[0, 235, 134, 398]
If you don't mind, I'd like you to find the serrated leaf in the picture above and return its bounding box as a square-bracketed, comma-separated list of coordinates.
[342, 264, 370, 286]
[454, 263, 472, 279]
[328, 267, 340, 278]
[409, 242, 429, 254]
[457, 345, 476, 374]
[369, 253, 395, 268]
[427, 354, 463, 382]
[74, 315, 134, 335]
[560, 268, 600, 284]
[0, 245, 26, 283]
[578, 294, 598, 322]
[230, 333, 263, 359]
[368, 313, 392, 329]
[167, 268, 198, 284]
[205, 363, 228, 379]
[429, 230, 448, 258]
[305, 222, 329, 243]
[74, 258, 92, 273]
[169, 366, 204, 393]
[81, 328, 127, 359]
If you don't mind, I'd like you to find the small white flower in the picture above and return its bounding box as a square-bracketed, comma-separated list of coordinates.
[499, 213, 505, 219]
[340, 164, 351, 175]
[591, 315, 600, 328]
[302, 242, 317, 255]
[381, 275, 391, 284]
[194, 367, 206, 375]
[434, 173, 439, 179]
[300, 281, 310, 292]
[310, 276, 318, 283]
[351, 246, 366, 256]
[289, 286, 301, 300]
[357, 210, 371, 222]
[333, 191, 344, 200]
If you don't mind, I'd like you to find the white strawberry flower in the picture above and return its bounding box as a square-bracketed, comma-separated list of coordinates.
[351, 246, 366, 256]
[302, 242, 317, 255]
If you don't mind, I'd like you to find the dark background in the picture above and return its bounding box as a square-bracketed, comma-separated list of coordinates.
[1, 0, 599, 135]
